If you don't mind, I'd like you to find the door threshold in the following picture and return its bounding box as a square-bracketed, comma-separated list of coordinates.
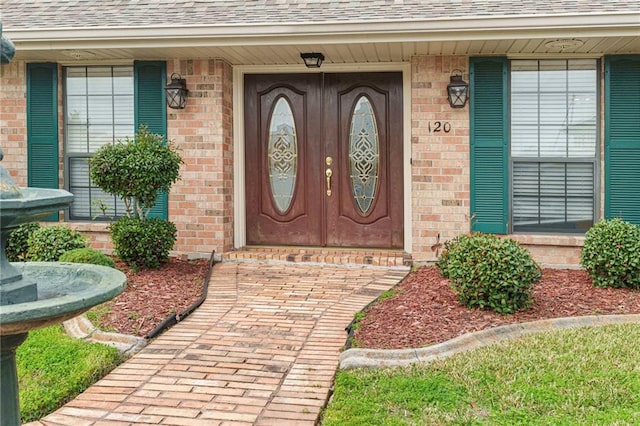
[222, 246, 412, 267]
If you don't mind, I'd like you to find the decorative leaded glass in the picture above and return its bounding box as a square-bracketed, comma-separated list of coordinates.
[268, 97, 298, 213]
[349, 96, 379, 214]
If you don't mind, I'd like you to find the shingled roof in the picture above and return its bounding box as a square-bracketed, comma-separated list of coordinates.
[2, 0, 639, 29]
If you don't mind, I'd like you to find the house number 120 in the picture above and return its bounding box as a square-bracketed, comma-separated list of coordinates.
[428, 121, 451, 133]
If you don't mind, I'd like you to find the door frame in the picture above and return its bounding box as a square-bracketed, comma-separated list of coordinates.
[233, 62, 412, 252]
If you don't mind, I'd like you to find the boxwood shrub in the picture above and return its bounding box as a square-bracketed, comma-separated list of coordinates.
[580, 218, 640, 289]
[26, 225, 87, 262]
[59, 248, 116, 268]
[439, 233, 541, 314]
[109, 217, 176, 269]
[6, 222, 41, 261]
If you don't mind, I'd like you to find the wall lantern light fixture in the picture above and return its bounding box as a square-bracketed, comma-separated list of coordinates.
[447, 70, 469, 108]
[165, 73, 189, 109]
[300, 52, 325, 68]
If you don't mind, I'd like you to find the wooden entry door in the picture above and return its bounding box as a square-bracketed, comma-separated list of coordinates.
[244, 72, 403, 248]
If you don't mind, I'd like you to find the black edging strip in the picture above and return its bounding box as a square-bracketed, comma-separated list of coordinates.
[343, 295, 380, 351]
[145, 250, 217, 339]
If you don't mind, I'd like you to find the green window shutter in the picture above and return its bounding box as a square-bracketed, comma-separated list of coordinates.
[605, 55, 640, 225]
[469, 57, 508, 233]
[134, 61, 168, 219]
[27, 63, 59, 221]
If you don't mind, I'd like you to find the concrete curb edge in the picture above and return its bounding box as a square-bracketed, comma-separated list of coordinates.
[63, 314, 147, 356]
[339, 314, 640, 370]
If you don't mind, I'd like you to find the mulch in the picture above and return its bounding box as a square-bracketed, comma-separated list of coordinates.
[91, 258, 208, 337]
[354, 267, 640, 349]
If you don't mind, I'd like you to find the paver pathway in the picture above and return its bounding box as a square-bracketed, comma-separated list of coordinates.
[30, 260, 407, 425]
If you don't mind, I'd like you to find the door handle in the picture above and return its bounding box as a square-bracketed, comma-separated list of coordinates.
[325, 156, 333, 197]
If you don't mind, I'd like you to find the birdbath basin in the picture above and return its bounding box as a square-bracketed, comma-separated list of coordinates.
[0, 262, 127, 335]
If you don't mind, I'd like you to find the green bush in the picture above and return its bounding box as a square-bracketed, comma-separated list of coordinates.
[59, 248, 115, 268]
[26, 225, 87, 262]
[109, 217, 176, 269]
[6, 222, 40, 261]
[436, 235, 465, 279]
[89, 125, 182, 219]
[580, 218, 640, 289]
[440, 233, 541, 314]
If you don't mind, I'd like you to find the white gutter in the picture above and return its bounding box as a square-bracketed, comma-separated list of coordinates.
[5, 12, 640, 49]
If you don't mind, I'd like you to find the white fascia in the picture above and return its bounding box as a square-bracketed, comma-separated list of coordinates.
[6, 11, 640, 49]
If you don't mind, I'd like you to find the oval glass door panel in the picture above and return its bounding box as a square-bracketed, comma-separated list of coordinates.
[268, 97, 298, 214]
[349, 96, 379, 214]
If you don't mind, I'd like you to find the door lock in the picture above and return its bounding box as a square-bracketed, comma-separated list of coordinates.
[325, 157, 333, 196]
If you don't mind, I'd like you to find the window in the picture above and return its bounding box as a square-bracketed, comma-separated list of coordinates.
[510, 59, 598, 233]
[64, 66, 134, 220]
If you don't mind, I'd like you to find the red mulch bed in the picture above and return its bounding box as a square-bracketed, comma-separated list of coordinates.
[355, 267, 640, 349]
[90, 258, 208, 337]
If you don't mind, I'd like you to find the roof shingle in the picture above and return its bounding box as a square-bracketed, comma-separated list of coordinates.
[2, 0, 639, 30]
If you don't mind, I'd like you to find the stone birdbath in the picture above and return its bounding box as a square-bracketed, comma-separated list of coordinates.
[0, 151, 127, 426]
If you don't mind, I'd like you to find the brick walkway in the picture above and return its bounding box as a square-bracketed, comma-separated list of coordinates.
[30, 260, 408, 425]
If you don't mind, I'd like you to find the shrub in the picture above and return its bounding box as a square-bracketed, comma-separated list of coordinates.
[436, 235, 464, 279]
[441, 233, 541, 314]
[26, 225, 87, 262]
[109, 217, 176, 269]
[580, 218, 640, 289]
[6, 223, 41, 261]
[89, 125, 182, 219]
[59, 248, 115, 268]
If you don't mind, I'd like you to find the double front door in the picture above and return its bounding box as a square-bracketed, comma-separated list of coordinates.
[244, 72, 403, 248]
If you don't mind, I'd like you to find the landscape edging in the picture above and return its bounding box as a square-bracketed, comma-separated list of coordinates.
[339, 314, 640, 370]
[63, 314, 147, 356]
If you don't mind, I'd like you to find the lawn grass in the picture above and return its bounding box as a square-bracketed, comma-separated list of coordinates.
[323, 324, 640, 425]
[16, 325, 124, 423]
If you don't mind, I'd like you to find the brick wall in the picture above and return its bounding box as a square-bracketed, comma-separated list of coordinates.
[410, 55, 471, 263]
[0, 60, 27, 185]
[165, 59, 234, 257]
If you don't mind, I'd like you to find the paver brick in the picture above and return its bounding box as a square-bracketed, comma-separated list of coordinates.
[159, 418, 222, 426]
[141, 406, 201, 418]
[104, 412, 164, 423]
[199, 411, 258, 422]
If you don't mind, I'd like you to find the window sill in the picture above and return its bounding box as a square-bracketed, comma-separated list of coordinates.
[66, 221, 110, 233]
[510, 233, 585, 248]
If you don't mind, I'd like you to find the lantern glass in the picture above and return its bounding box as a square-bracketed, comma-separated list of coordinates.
[164, 74, 188, 109]
[300, 52, 324, 68]
[447, 74, 469, 108]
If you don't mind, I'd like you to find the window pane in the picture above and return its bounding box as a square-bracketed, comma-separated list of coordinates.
[87, 67, 114, 95]
[70, 187, 91, 219]
[66, 125, 88, 153]
[113, 95, 134, 124]
[66, 96, 88, 123]
[88, 125, 115, 151]
[511, 126, 539, 157]
[65, 68, 87, 95]
[88, 96, 114, 124]
[113, 67, 133, 95]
